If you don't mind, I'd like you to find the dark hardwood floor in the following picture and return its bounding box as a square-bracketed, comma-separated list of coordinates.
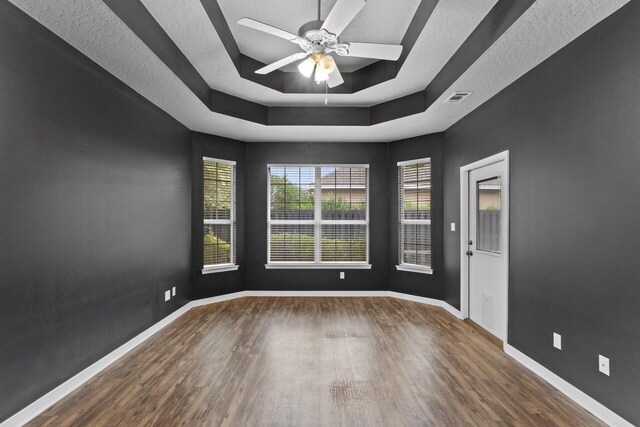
[28, 297, 604, 426]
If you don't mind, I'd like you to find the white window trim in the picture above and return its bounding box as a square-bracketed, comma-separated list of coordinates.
[202, 264, 240, 274]
[203, 157, 238, 274]
[265, 263, 372, 270]
[397, 158, 433, 273]
[395, 265, 433, 275]
[266, 164, 371, 269]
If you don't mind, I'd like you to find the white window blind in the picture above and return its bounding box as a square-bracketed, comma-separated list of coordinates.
[203, 157, 237, 272]
[267, 165, 369, 268]
[398, 159, 432, 272]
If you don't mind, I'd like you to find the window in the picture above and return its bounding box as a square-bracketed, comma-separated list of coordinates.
[267, 165, 370, 269]
[397, 158, 432, 274]
[476, 176, 502, 253]
[202, 157, 238, 273]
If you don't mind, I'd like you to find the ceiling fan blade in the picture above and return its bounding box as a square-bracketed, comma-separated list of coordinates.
[327, 66, 344, 88]
[255, 52, 309, 75]
[237, 18, 299, 41]
[340, 42, 403, 60]
[321, 0, 366, 37]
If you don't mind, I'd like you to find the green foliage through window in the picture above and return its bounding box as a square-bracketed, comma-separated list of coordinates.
[270, 176, 314, 211]
[204, 162, 232, 213]
[204, 233, 231, 265]
[269, 233, 366, 262]
[403, 201, 431, 211]
[321, 191, 366, 211]
[270, 177, 366, 211]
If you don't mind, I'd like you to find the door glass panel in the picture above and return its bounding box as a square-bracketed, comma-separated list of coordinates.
[476, 176, 501, 253]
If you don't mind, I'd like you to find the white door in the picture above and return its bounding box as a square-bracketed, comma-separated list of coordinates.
[467, 161, 507, 341]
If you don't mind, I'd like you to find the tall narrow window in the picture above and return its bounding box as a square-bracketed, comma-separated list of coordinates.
[203, 157, 238, 273]
[267, 165, 370, 269]
[397, 158, 432, 274]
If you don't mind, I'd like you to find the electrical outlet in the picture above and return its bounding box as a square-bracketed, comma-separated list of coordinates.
[553, 333, 562, 350]
[340, 272, 345, 279]
[451, 222, 456, 231]
[164, 290, 171, 302]
[599, 355, 610, 376]
[172, 286, 176, 297]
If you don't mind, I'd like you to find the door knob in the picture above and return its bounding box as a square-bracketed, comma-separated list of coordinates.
[466, 250, 473, 256]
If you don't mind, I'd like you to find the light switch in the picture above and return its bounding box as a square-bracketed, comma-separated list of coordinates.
[340, 272, 345, 279]
[164, 290, 171, 301]
[599, 355, 610, 376]
[451, 223, 456, 231]
[172, 286, 176, 296]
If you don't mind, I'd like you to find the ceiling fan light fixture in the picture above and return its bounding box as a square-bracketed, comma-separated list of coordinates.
[298, 56, 316, 78]
[239, 0, 402, 89]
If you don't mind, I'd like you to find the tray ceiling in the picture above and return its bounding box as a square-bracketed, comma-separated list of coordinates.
[6, 0, 631, 142]
[141, 0, 496, 106]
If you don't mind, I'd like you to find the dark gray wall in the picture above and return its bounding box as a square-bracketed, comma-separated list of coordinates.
[388, 134, 444, 299]
[245, 142, 389, 291]
[0, 2, 191, 422]
[442, 2, 640, 423]
[191, 132, 246, 299]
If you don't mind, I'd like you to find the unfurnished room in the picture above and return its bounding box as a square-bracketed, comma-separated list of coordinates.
[1, 0, 638, 425]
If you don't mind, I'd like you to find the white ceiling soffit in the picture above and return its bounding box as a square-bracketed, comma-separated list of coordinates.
[216, 0, 421, 73]
[7, 0, 631, 143]
[140, 0, 496, 107]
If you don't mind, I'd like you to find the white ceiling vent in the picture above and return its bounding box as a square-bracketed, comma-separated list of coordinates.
[444, 91, 472, 104]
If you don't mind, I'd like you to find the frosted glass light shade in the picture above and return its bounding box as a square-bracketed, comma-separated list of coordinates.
[318, 54, 336, 74]
[298, 57, 316, 78]
[314, 66, 329, 82]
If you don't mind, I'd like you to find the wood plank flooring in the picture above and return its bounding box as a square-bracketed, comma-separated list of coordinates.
[28, 297, 605, 426]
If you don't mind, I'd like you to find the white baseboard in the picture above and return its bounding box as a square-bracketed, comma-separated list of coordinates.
[1, 303, 193, 427]
[504, 344, 632, 427]
[189, 291, 246, 307]
[245, 290, 389, 297]
[389, 291, 464, 319]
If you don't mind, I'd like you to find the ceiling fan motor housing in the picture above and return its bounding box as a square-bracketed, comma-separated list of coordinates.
[298, 20, 324, 37]
[298, 20, 339, 53]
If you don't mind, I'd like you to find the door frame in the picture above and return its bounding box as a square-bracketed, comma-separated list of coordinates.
[460, 150, 510, 345]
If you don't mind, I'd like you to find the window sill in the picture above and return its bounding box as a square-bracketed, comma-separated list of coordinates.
[202, 264, 239, 274]
[395, 265, 433, 275]
[265, 263, 372, 270]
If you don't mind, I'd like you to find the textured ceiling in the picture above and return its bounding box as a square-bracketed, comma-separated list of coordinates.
[7, 0, 630, 142]
[217, 0, 421, 73]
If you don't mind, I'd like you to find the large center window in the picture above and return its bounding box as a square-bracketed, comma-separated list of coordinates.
[266, 165, 371, 269]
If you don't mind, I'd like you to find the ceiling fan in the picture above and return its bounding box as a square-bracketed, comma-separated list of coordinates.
[237, 0, 403, 88]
